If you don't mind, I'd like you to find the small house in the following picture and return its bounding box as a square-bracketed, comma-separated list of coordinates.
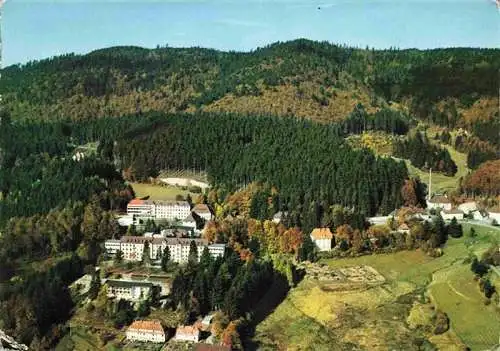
[441, 208, 464, 221]
[175, 325, 200, 342]
[310, 228, 334, 251]
[427, 195, 452, 211]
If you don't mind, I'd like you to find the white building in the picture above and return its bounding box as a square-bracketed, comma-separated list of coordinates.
[488, 209, 500, 224]
[441, 208, 464, 221]
[127, 199, 155, 217]
[154, 200, 191, 221]
[104, 239, 121, 256]
[208, 244, 226, 258]
[174, 325, 200, 342]
[126, 199, 191, 221]
[181, 214, 197, 230]
[272, 211, 288, 224]
[367, 216, 390, 226]
[165, 238, 207, 263]
[105, 236, 212, 264]
[126, 320, 166, 343]
[310, 228, 334, 251]
[458, 201, 477, 214]
[427, 195, 452, 211]
[192, 204, 213, 221]
[106, 279, 152, 301]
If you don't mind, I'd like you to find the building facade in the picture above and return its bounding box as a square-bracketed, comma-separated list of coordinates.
[441, 209, 464, 221]
[106, 279, 152, 301]
[174, 325, 200, 342]
[104, 239, 121, 256]
[192, 204, 213, 221]
[154, 200, 191, 220]
[208, 244, 226, 258]
[310, 228, 334, 251]
[127, 199, 155, 217]
[104, 236, 219, 264]
[427, 195, 452, 211]
[126, 320, 166, 343]
[126, 199, 191, 221]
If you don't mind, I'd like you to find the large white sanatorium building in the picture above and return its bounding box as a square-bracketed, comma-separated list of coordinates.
[127, 199, 191, 221]
[105, 236, 226, 263]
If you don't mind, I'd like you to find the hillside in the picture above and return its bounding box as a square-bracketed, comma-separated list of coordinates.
[2, 41, 499, 136]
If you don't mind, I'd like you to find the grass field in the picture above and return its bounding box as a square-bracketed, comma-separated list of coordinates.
[254, 224, 500, 351]
[129, 182, 196, 201]
[406, 144, 469, 194]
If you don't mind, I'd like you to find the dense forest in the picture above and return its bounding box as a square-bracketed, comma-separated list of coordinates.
[1, 41, 498, 138]
[393, 132, 457, 176]
[112, 112, 410, 222]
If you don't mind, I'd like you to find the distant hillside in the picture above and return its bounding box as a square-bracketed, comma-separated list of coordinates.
[0, 41, 497, 120]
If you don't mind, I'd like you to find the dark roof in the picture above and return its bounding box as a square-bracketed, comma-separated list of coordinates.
[193, 204, 211, 213]
[183, 214, 196, 222]
[106, 279, 153, 288]
[165, 237, 208, 245]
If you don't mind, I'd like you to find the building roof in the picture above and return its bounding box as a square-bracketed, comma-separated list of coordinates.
[442, 208, 463, 214]
[105, 239, 121, 244]
[193, 204, 211, 213]
[183, 214, 196, 223]
[106, 279, 153, 288]
[398, 223, 410, 231]
[176, 325, 200, 336]
[202, 315, 214, 325]
[310, 228, 334, 240]
[429, 195, 451, 204]
[154, 200, 190, 206]
[165, 237, 208, 246]
[128, 320, 164, 333]
[128, 198, 146, 205]
[120, 236, 150, 244]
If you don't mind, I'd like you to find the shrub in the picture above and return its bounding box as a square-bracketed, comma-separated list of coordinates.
[432, 310, 449, 335]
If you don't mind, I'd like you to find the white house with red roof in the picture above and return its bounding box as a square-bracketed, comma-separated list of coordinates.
[310, 228, 334, 251]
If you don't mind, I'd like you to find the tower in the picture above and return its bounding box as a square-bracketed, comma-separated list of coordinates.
[428, 167, 432, 200]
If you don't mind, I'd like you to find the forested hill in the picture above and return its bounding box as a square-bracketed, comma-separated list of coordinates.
[2, 40, 499, 132]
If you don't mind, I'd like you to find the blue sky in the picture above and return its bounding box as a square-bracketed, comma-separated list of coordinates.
[3, 0, 499, 66]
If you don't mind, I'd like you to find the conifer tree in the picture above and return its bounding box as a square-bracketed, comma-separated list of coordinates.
[188, 240, 198, 265]
[161, 246, 171, 272]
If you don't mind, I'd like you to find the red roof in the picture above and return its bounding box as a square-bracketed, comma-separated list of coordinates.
[310, 228, 334, 240]
[127, 320, 164, 333]
[129, 198, 145, 205]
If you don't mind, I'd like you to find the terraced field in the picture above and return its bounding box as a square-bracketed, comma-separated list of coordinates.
[254, 224, 500, 351]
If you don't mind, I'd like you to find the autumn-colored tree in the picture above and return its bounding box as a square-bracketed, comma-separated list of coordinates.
[351, 229, 365, 253]
[401, 179, 418, 206]
[203, 221, 218, 243]
[335, 224, 354, 243]
[222, 320, 242, 349]
[280, 227, 303, 256]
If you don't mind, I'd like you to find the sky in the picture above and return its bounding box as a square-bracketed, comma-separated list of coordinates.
[2, 0, 499, 66]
